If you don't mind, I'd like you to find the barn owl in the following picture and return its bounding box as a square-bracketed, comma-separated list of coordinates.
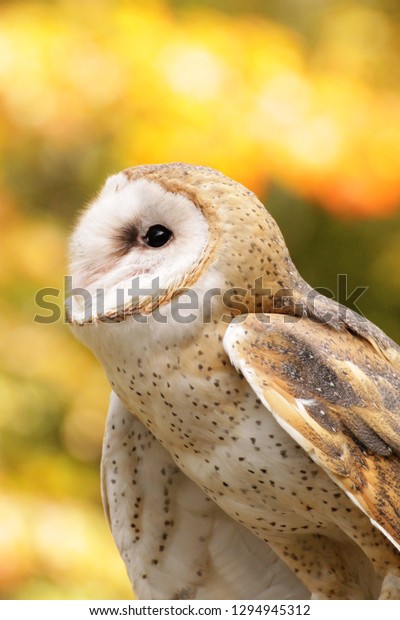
[67, 163, 400, 600]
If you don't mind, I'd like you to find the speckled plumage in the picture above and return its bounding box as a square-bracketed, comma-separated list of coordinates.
[68, 163, 400, 600]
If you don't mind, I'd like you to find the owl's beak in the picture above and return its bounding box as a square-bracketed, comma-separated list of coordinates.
[65, 292, 94, 325]
[65, 272, 172, 325]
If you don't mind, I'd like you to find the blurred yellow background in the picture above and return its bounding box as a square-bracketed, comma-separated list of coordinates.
[1, 0, 400, 599]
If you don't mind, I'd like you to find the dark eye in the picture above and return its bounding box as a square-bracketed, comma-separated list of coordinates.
[144, 224, 173, 248]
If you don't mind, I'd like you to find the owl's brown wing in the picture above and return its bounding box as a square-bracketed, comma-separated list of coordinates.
[306, 291, 400, 366]
[223, 313, 400, 551]
[102, 392, 309, 600]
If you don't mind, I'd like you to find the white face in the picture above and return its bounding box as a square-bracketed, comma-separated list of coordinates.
[68, 173, 210, 323]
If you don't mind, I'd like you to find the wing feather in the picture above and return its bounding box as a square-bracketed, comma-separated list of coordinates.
[224, 313, 400, 551]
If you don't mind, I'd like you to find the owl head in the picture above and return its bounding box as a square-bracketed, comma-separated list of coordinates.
[67, 163, 304, 326]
